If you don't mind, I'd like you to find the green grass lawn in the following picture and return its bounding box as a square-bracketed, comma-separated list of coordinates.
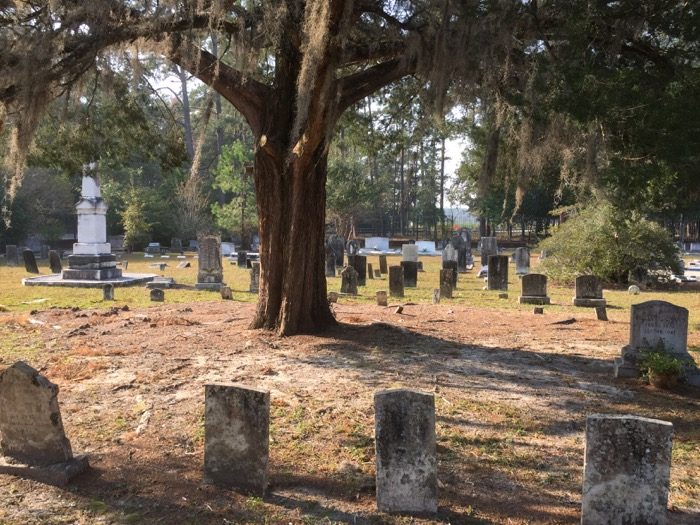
[1, 251, 699, 336]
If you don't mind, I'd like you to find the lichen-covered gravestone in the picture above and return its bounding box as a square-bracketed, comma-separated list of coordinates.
[513, 247, 530, 276]
[614, 300, 700, 385]
[518, 274, 550, 305]
[389, 266, 404, 298]
[442, 260, 458, 288]
[401, 260, 418, 288]
[572, 275, 606, 307]
[340, 266, 359, 295]
[48, 250, 62, 273]
[0, 362, 88, 484]
[196, 236, 223, 290]
[487, 255, 508, 291]
[249, 261, 260, 294]
[22, 249, 39, 274]
[376, 291, 388, 306]
[204, 384, 269, 495]
[150, 288, 164, 302]
[374, 389, 437, 514]
[582, 414, 673, 525]
[439, 269, 453, 299]
[348, 255, 367, 286]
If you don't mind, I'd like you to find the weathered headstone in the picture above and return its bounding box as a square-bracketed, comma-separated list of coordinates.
[432, 288, 440, 304]
[374, 269, 381, 279]
[442, 243, 458, 266]
[325, 251, 336, 277]
[376, 291, 388, 306]
[442, 260, 458, 288]
[480, 237, 498, 266]
[150, 288, 164, 302]
[220, 286, 233, 300]
[374, 389, 437, 514]
[367, 263, 374, 280]
[177, 261, 191, 269]
[340, 266, 358, 295]
[5, 245, 19, 266]
[22, 249, 39, 274]
[487, 255, 508, 291]
[573, 275, 606, 307]
[389, 266, 404, 298]
[196, 235, 223, 290]
[328, 291, 339, 303]
[0, 362, 88, 484]
[48, 250, 62, 273]
[518, 273, 550, 305]
[249, 261, 260, 294]
[439, 269, 453, 299]
[513, 247, 530, 276]
[581, 414, 673, 525]
[170, 238, 183, 254]
[614, 301, 700, 385]
[348, 255, 367, 286]
[102, 284, 114, 301]
[237, 250, 248, 267]
[400, 260, 418, 288]
[204, 384, 269, 495]
[595, 306, 608, 321]
[402, 244, 418, 263]
[378, 255, 388, 275]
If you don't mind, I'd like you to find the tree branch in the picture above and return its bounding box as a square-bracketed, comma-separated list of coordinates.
[337, 57, 416, 114]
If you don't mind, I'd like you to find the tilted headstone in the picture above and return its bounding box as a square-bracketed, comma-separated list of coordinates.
[487, 255, 508, 291]
[582, 414, 673, 525]
[5, 245, 19, 266]
[237, 250, 248, 267]
[439, 269, 453, 299]
[374, 389, 437, 514]
[513, 247, 530, 276]
[479, 237, 498, 266]
[204, 384, 269, 495]
[376, 291, 388, 307]
[614, 301, 700, 385]
[367, 263, 374, 280]
[150, 288, 164, 302]
[519, 273, 550, 305]
[442, 260, 458, 288]
[401, 244, 418, 263]
[102, 284, 114, 301]
[249, 261, 260, 294]
[389, 266, 404, 298]
[22, 249, 39, 274]
[48, 250, 62, 273]
[0, 362, 88, 484]
[340, 266, 358, 295]
[325, 251, 336, 277]
[196, 235, 223, 290]
[573, 275, 606, 307]
[220, 286, 233, 300]
[177, 261, 191, 269]
[378, 255, 388, 275]
[348, 255, 367, 286]
[401, 260, 418, 288]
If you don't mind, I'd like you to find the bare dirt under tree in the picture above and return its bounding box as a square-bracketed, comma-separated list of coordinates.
[0, 301, 698, 524]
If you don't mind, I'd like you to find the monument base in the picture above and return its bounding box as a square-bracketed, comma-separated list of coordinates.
[519, 295, 551, 305]
[63, 254, 122, 280]
[0, 455, 88, 486]
[573, 297, 606, 307]
[73, 243, 111, 255]
[195, 282, 223, 291]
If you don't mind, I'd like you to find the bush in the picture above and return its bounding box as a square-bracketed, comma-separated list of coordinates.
[639, 349, 685, 378]
[539, 202, 681, 285]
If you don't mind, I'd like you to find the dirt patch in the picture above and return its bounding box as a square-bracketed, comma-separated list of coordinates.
[0, 301, 698, 524]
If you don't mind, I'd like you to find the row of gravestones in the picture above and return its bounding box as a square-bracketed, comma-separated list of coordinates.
[0, 363, 677, 522]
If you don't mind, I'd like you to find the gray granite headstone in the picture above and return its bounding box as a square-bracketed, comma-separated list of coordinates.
[480, 237, 498, 266]
[389, 266, 404, 298]
[204, 384, 269, 495]
[196, 235, 223, 290]
[513, 247, 530, 275]
[402, 244, 418, 263]
[48, 250, 62, 273]
[150, 288, 164, 302]
[401, 260, 418, 288]
[519, 273, 550, 305]
[376, 291, 388, 307]
[237, 250, 248, 267]
[374, 389, 437, 514]
[102, 284, 114, 301]
[249, 262, 260, 294]
[379, 255, 388, 275]
[487, 255, 508, 291]
[348, 255, 367, 286]
[582, 414, 672, 525]
[325, 251, 336, 277]
[439, 269, 453, 299]
[22, 249, 39, 274]
[5, 245, 19, 266]
[220, 286, 233, 300]
[573, 275, 606, 307]
[340, 266, 358, 295]
[0, 362, 88, 484]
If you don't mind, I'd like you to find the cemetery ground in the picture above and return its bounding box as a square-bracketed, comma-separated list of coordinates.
[0, 255, 699, 524]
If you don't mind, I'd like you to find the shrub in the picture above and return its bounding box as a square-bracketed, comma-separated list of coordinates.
[639, 349, 685, 378]
[539, 201, 681, 285]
